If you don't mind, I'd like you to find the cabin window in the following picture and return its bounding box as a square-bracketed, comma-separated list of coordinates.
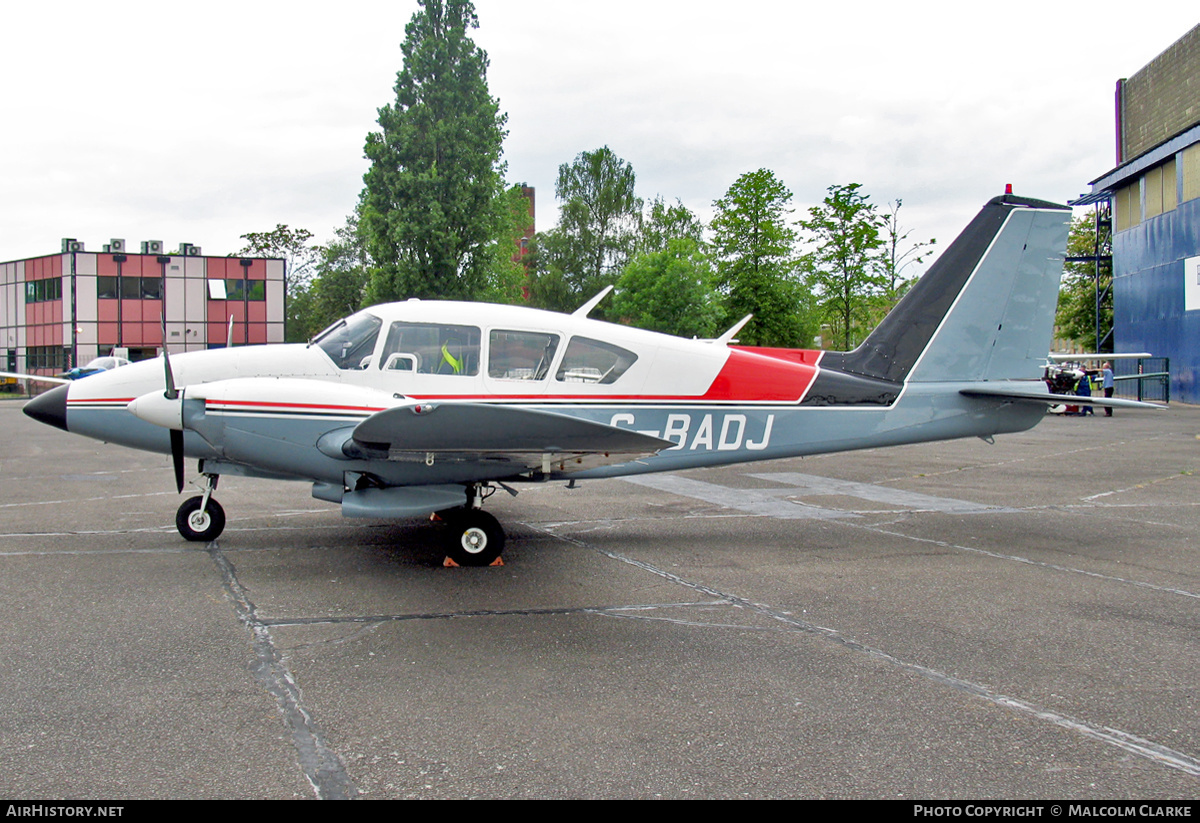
[314, 311, 383, 370]
[488, 330, 560, 381]
[379, 322, 480, 376]
[556, 337, 638, 384]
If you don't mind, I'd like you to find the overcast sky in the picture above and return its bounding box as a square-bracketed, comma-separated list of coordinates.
[2, 1, 1196, 272]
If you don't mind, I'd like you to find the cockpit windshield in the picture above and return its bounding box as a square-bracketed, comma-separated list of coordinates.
[314, 311, 383, 370]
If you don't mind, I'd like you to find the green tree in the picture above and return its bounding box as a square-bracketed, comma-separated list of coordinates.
[1056, 208, 1113, 352]
[879, 198, 935, 300]
[637, 196, 705, 254]
[799, 183, 886, 350]
[710, 169, 814, 347]
[529, 147, 641, 313]
[233, 224, 320, 342]
[302, 212, 371, 340]
[612, 237, 723, 338]
[476, 183, 533, 306]
[361, 0, 507, 304]
[524, 229, 578, 313]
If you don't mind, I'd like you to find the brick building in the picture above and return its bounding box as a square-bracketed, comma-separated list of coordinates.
[1, 239, 285, 379]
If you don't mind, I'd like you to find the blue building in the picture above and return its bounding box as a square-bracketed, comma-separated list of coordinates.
[1081, 24, 1200, 402]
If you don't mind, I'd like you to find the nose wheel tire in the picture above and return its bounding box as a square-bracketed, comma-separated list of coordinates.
[176, 496, 226, 542]
[443, 509, 505, 566]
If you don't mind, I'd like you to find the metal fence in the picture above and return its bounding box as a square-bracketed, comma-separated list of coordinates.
[1114, 357, 1169, 403]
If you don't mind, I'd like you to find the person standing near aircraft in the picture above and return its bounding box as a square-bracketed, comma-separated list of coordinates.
[1075, 368, 1095, 416]
[1102, 362, 1115, 416]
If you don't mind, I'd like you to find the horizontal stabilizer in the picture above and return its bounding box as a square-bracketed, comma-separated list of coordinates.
[353, 402, 675, 454]
[961, 386, 1165, 410]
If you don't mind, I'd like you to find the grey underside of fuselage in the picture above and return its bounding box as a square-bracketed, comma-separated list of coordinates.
[66, 384, 1045, 488]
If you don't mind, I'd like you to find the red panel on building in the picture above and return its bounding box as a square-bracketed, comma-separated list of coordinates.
[143, 299, 162, 323]
[143, 322, 163, 346]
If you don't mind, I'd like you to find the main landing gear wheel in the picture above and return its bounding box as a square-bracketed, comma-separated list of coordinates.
[176, 496, 226, 542]
[443, 509, 505, 567]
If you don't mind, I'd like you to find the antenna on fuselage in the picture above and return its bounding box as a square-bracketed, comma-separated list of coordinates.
[713, 314, 753, 346]
[572, 285, 614, 318]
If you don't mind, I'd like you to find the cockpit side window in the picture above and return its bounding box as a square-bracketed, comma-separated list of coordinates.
[315, 312, 383, 370]
[556, 337, 638, 384]
[379, 322, 480, 376]
[488, 330, 560, 381]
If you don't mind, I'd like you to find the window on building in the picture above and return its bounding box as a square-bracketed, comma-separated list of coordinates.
[120, 276, 141, 300]
[1162, 157, 1178, 213]
[1115, 182, 1140, 232]
[24, 278, 62, 303]
[1183, 144, 1200, 203]
[140, 278, 162, 300]
[26, 346, 67, 371]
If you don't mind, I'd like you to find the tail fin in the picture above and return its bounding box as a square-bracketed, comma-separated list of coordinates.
[820, 194, 1069, 390]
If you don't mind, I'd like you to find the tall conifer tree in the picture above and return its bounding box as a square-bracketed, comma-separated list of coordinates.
[362, 0, 507, 302]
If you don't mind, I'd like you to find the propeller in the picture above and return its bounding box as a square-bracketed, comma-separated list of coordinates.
[161, 316, 186, 493]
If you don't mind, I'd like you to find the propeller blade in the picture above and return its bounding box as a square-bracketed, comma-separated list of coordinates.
[160, 314, 178, 400]
[170, 429, 185, 493]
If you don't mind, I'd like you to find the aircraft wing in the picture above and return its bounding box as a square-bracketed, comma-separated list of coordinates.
[0, 371, 71, 385]
[961, 386, 1165, 409]
[351, 402, 676, 476]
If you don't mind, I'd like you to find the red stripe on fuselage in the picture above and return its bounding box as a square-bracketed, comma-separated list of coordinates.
[205, 399, 388, 413]
[701, 347, 819, 402]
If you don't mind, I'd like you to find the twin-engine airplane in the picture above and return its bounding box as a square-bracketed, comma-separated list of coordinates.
[22, 193, 1159, 565]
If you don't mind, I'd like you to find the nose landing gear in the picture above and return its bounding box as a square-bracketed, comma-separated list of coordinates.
[176, 473, 225, 542]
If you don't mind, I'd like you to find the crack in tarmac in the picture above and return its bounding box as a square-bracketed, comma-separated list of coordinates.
[530, 522, 1200, 780]
[206, 541, 359, 801]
